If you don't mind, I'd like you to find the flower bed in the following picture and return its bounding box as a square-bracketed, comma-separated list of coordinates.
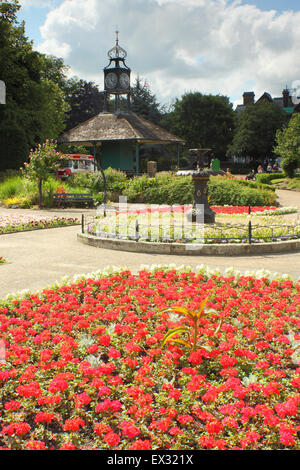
[0, 266, 299, 450]
[89, 210, 300, 244]
[0, 257, 6, 264]
[121, 205, 282, 216]
[0, 214, 79, 235]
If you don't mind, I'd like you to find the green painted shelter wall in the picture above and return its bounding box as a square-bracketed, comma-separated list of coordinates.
[101, 142, 134, 170]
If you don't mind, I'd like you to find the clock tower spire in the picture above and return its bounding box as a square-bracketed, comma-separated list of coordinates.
[103, 31, 131, 113]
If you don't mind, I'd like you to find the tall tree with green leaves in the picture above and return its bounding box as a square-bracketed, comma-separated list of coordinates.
[0, 1, 68, 171]
[64, 78, 104, 130]
[129, 76, 164, 124]
[161, 92, 234, 159]
[228, 102, 288, 162]
[273, 112, 300, 177]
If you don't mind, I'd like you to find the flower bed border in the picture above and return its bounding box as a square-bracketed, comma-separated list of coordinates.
[0, 221, 80, 236]
[77, 232, 300, 256]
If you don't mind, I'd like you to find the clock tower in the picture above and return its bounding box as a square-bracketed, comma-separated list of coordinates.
[103, 30, 131, 113]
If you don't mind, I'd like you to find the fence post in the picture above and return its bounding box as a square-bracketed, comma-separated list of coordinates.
[248, 205, 251, 215]
[248, 220, 252, 244]
[81, 214, 84, 234]
[135, 219, 140, 242]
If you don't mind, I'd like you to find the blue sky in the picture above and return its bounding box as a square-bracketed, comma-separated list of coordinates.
[15, 0, 300, 107]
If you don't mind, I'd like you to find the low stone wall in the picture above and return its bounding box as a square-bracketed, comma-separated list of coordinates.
[77, 233, 300, 256]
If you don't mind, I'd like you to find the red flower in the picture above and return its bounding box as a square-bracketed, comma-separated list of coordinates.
[129, 439, 152, 450]
[34, 412, 56, 423]
[4, 400, 21, 411]
[2, 422, 30, 436]
[103, 431, 120, 447]
[120, 421, 141, 438]
[63, 417, 85, 432]
[26, 440, 47, 450]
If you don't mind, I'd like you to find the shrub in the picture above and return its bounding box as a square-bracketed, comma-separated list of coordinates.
[123, 175, 156, 202]
[144, 176, 193, 205]
[70, 168, 127, 194]
[281, 155, 300, 178]
[256, 172, 300, 184]
[207, 176, 277, 206]
[0, 175, 25, 200]
[234, 179, 275, 192]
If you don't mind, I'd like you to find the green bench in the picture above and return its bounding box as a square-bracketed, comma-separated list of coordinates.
[54, 193, 94, 208]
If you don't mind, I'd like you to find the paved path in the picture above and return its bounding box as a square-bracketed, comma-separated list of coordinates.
[0, 190, 299, 299]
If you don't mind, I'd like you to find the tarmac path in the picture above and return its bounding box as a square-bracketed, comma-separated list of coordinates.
[0, 189, 299, 298]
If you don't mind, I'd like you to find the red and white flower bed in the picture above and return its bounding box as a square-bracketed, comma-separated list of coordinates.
[0, 266, 299, 450]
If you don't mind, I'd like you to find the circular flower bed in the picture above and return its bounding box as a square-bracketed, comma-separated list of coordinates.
[89, 209, 300, 244]
[0, 214, 79, 235]
[0, 266, 299, 450]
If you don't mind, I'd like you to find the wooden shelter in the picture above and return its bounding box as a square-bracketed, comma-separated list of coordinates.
[58, 110, 184, 174]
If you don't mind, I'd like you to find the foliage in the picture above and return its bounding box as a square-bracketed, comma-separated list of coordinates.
[274, 113, 300, 178]
[228, 102, 288, 161]
[0, 175, 25, 200]
[159, 298, 221, 351]
[287, 178, 300, 190]
[208, 176, 277, 206]
[161, 92, 235, 159]
[21, 140, 63, 208]
[122, 173, 276, 206]
[64, 78, 104, 130]
[128, 77, 164, 124]
[0, 267, 299, 450]
[0, 1, 68, 170]
[69, 167, 127, 194]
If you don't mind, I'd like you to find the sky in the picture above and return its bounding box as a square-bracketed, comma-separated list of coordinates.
[16, 0, 300, 109]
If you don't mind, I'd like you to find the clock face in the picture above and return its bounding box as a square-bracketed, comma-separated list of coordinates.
[105, 72, 118, 89]
[119, 72, 130, 89]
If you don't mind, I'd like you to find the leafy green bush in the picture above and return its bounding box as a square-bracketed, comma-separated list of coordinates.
[0, 175, 26, 200]
[144, 176, 193, 205]
[123, 175, 156, 202]
[255, 172, 300, 184]
[69, 167, 127, 193]
[208, 176, 277, 206]
[234, 178, 275, 192]
[281, 155, 300, 178]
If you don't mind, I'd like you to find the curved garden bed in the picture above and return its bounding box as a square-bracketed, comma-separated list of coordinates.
[0, 265, 299, 450]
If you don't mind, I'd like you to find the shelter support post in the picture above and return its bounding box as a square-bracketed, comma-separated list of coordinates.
[135, 142, 139, 176]
[93, 141, 107, 205]
[177, 144, 180, 169]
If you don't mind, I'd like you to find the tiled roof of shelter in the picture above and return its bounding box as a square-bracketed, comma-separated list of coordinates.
[58, 112, 184, 146]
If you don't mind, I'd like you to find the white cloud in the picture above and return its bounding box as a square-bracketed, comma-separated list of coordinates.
[36, 0, 300, 107]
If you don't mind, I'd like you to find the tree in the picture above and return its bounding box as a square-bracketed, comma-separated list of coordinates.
[161, 92, 234, 159]
[64, 78, 104, 130]
[274, 112, 300, 177]
[228, 102, 288, 162]
[22, 140, 63, 208]
[0, 1, 68, 170]
[129, 76, 164, 124]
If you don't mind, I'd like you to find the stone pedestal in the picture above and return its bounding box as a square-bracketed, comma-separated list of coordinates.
[186, 174, 216, 224]
[147, 161, 157, 178]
